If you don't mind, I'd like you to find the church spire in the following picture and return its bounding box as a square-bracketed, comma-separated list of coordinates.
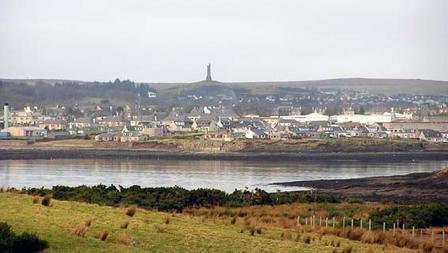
[206, 64, 212, 81]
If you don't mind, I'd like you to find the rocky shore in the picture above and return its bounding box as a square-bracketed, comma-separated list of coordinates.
[273, 169, 448, 203]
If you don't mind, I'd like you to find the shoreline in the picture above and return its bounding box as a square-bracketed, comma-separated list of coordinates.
[1, 147, 448, 161]
[273, 170, 448, 203]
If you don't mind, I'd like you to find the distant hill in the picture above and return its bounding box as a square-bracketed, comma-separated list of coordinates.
[151, 78, 448, 96]
[1, 77, 447, 108]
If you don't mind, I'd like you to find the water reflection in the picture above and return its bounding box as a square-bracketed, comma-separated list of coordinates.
[0, 159, 447, 192]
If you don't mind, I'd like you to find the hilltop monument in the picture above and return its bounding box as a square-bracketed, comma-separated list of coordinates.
[206, 64, 212, 81]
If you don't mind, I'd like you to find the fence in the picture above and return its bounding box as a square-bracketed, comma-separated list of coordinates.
[296, 215, 447, 248]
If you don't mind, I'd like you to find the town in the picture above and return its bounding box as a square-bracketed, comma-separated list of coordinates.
[1, 83, 448, 144]
[1, 67, 448, 144]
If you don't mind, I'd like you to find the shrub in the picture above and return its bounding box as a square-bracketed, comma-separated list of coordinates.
[23, 184, 340, 212]
[85, 219, 93, 227]
[303, 235, 311, 244]
[120, 222, 129, 229]
[41, 194, 52, 207]
[155, 225, 167, 233]
[341, 246, 353, 253]
[250, 227, 255, 236]
[126, 206, 137, 217]
[32, 196, 39, 204]
[99, 230, 108, 241]
[73, 224, 88, 237]
[164, 217, 170, 224]
[347, 229, 364, 241]
[12, 232, 49, 253]
[370, 204, 448, 228]
[0, 222, 48, 253]
[230, 217, 237, 224]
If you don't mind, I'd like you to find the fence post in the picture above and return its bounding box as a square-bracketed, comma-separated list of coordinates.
[412, 226, 415, 238]
[326, 217, 328, 228]
[393, 223, 396, 235]
[420, 229, 423, 239]
[443, 228, 445, 247]
[297, 216, 300, 226]
[343, 217, 346, 231]
[369, 219, 371, 232]
[431, 229, 434, 242]
[351, 219, 354, 230]
[333, 217, 336, 228]
[313, 215, 316, 229]
[360, 219, 363, 230]
[402, 224, 405, 234]
[305, 217, 308, 226]
[319, 216, 322, 227]
[383, 222, 386, 233]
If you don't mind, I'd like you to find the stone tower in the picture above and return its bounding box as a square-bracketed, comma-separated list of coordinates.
[206, 64, 212, 81]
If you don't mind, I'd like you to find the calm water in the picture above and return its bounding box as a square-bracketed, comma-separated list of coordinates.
[0, 159, 447, 192]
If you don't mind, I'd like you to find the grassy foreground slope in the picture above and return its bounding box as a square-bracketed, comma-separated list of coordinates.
[0, 193, 412, 253]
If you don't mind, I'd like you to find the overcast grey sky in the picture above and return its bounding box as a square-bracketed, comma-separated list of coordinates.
[0, 0, 447, 83]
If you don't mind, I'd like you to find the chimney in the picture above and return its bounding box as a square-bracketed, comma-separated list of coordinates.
[3, 103, 9, 129]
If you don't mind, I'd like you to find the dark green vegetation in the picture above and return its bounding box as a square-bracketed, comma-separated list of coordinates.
[370, 204, 448, 228]
[0, 78, 155, 107]
[0, 222, 48, 253]
[24, 185, 336, 211]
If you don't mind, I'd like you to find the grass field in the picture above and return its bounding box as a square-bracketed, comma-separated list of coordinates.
[0, 193, 416, 253]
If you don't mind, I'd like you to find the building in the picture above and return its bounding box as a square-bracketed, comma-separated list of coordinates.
[95, 132, 121, 142]
[142, 127, 166, 137]
[1, 126, 47, 138]
[419, 129, 444, 142]
[245, 128, 268, 139]
[280, 113, 329, 123]
[39, 119, 68, 131]
[330, 113, 393, 125]
[97, 116, 129, 128]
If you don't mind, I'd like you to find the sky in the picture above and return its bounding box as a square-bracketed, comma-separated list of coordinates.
[0, 0, 447, 83]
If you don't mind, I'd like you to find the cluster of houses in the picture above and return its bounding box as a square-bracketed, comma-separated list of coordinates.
[1, 104, 448, 143]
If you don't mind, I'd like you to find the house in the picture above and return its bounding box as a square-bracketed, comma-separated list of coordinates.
[95, 132, 121, 142]
[130, 115, 158, 126]
[122, 125, 143, 133]
[120, 131, 145, 142]
[39, 119, 68, 131]
[388, 128, 419, 139]
[277, 119, 299, 128]
[70, 117, 94, 129]
[161, 112, 193, 132]
[97, 116, 129, 128]
[142, 126, 166, 137]
[245, 128, 268, 139]
[317, 125, 345, 138]
[419, 129, 444, 142]
[147, 91, 157, 98]
[362, 125, 388, 138]
[192, 117, 220, 133]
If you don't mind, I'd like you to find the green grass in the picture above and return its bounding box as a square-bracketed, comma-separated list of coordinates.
[0, 193, 412, 252]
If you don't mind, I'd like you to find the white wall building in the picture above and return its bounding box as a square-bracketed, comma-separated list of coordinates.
[330, 114, 393, 124]
[280, 113, 329, 123]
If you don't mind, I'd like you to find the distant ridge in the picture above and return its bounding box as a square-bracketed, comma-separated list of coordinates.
[2, 77, 448, 96]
